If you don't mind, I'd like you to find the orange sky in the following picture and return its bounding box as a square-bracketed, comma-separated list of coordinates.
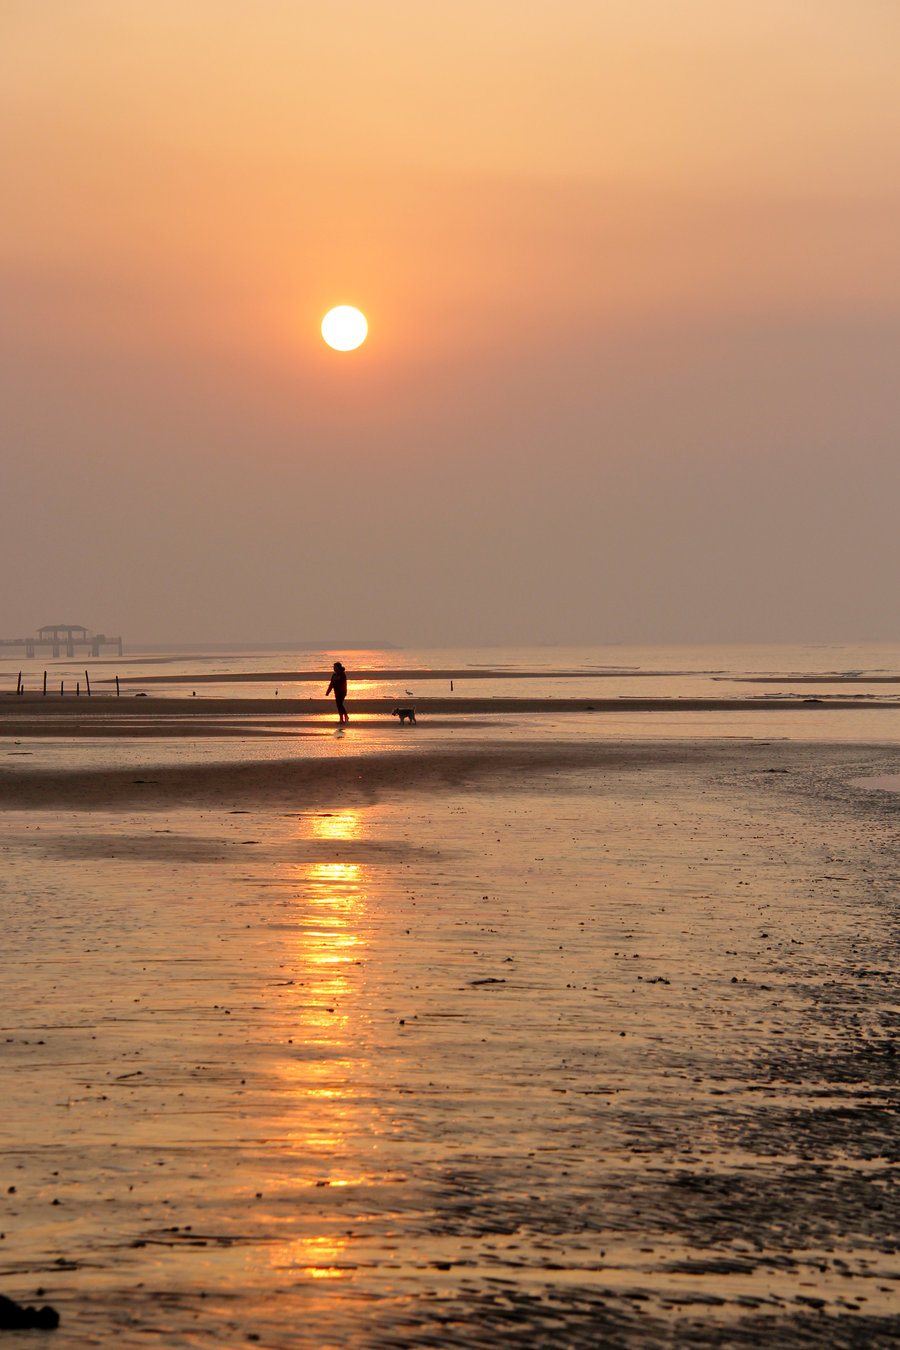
[2, 1, 899, 644]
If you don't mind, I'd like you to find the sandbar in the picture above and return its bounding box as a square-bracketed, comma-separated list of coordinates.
[4, 693, 900, 728]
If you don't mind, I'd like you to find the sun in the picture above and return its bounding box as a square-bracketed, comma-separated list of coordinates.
[321, 306, 368, 351]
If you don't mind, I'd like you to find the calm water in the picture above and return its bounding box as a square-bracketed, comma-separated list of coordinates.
[6, 640, 900, 701]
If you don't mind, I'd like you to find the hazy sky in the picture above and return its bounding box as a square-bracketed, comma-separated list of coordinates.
[3, 1, 899, 647]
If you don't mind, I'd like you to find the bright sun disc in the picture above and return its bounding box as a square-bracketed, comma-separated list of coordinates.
[321, 306, 368, 351]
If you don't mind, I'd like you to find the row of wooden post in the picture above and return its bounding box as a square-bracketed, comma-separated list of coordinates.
[14, 670, 119, 696]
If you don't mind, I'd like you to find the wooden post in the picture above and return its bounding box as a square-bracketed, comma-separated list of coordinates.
[43, 670, 47, 695]
[116, 675, 120, 697]
[76, 682, 80, 696]
[85, 670, 91, 697]
[16, 671, 22, 694]
[60, 679, 64, 696]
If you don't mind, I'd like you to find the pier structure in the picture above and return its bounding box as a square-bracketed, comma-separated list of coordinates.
[0, 625, 123, 659]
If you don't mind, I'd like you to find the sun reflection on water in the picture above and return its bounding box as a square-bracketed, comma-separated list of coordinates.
[310, 812, 364, 841]
[271, 805, 381, 1234]
[306, 859, 362, 891]
[271, 1232, 350, 1278]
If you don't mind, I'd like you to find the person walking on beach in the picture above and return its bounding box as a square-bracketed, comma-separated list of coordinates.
[326, 660, 349, 723]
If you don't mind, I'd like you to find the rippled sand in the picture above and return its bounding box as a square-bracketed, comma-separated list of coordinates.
[2, 735, 900, 1347]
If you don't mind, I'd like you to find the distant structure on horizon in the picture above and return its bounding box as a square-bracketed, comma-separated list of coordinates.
[0, 624, 124, 658]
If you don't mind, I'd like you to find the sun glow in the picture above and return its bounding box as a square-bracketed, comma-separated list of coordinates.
[311, 813, 364, 842]
[321, 306, 368, 351]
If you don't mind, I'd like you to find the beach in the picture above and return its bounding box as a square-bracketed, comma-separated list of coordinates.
[8, 0, 900, 1336]
[2, 663, 900, 1347]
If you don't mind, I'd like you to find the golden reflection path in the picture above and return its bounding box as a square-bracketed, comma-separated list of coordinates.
[270, 809, 378, 1278]
[309, 812, 365, 842]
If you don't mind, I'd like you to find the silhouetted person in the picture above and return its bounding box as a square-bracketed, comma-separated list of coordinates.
[326, 661, 349, 722]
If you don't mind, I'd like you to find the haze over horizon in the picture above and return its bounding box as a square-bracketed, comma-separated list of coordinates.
[3, 1, 899, 649]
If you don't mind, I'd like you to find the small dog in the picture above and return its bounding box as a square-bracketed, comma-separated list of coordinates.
[392, 706, 416, 724]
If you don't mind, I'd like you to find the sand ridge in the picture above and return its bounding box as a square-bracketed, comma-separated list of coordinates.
[4, 693, 900, 726]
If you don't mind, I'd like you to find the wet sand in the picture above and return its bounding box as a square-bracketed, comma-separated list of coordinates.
[2, 728, 900, 1347]
[4, 693, 900, 730]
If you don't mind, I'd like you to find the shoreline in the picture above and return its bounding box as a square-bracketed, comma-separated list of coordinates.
[99, 667, 611, 684]
[4, 693, 900, 723]
[9, 667, 900, 689]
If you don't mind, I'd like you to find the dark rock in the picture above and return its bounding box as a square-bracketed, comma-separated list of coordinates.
[0, 1293, 60, 1330]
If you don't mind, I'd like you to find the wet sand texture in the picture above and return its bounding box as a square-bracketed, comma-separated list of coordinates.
[2, 738, 900, 1347]
[4, 694, 900, 724]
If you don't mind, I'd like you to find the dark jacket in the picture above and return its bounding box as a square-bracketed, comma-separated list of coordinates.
[326, 667, 347, 698]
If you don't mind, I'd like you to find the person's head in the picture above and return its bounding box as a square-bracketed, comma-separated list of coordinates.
[333, 661, 344, 671]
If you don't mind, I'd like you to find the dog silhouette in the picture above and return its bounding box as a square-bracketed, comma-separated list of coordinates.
[392, 707, 416, 724]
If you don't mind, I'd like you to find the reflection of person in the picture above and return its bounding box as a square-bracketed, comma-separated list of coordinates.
[326, 661, 349, 722]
